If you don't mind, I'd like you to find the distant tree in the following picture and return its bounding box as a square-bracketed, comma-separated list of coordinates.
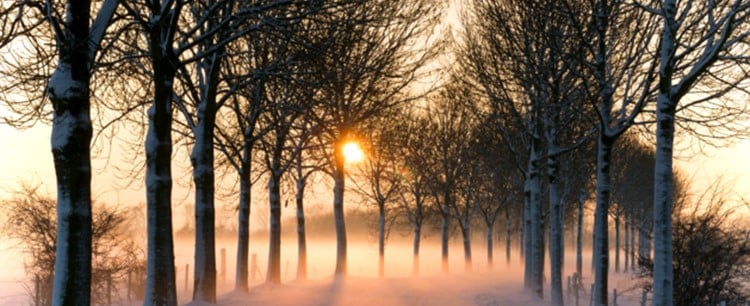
[306, 0, 438, 275]
[1, 185, 143, 306]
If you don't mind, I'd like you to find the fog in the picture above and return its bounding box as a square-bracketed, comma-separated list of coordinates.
[0, 229, 645, 306]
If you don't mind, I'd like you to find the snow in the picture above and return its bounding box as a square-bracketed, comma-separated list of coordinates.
[47, 64, 84, 102]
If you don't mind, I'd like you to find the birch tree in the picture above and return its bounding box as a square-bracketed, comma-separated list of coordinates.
[641, 1, 750, 304]
[0, 1, 120, 305]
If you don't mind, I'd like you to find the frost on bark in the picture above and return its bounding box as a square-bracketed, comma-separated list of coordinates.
[235, 151, 252, 291]
[593, 135, 613, 306]
[547, 152, 563, 306]
[191, 103, 217, 302]
[49, 24, 93, 306]
[524, 143, 543, 298]
[143, 7, 179, 305]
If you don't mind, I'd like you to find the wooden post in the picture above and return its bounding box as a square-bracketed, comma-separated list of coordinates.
[251, 253, 258, 282]
[34, 274, 40, 306]
[127, 270, 131, 302]
[589, 284, 594, 306]
[567, 276, 571, 304]
[613, 288, 617, 306]
[220, 248, 226, 284]
[107, 276, 112, 306]
[185, 264, 189, 291]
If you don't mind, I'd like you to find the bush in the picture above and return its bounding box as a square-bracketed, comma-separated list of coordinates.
[636, 183, 750, 305]
[1, 184, 144, 306]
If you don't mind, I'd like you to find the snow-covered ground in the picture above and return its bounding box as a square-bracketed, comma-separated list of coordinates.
[0, 236, 644, 306]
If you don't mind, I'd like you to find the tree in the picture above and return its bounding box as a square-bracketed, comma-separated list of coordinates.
[350, 113, 404, 278]
[306, 0, 437, 275]
[644, 1, 750, 303]
[0, 1, 119, 304]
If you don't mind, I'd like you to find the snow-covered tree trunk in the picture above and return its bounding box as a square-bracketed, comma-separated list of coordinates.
[413, 223, 421, 275]
[192, 122, 217, 302]
[143, 13, 178, 305]
[527, 147, 543, 298]
[653, 2, 678, 303]
[333, 144, 348, 275]
[638, 214, 651, 261]
[593, 135, 614, 306]
[49, 4, 93, 303]
[296, 168, 308, 281]
[653, 95, 676, 306]
[378, 202, 386, 277]
[523, 176, 532, 289]
[614, 210, 620, 273]
[547, 153, 563, 306]
[235, 153, 252, 291]
[267, 168, 282, 283]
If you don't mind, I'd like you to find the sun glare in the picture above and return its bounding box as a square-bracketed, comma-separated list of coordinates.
[342, 142, 364, 163]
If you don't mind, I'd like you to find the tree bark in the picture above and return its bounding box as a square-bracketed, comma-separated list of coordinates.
[576, 193, 584, 277]
[49, 2, 93, 304]
[548, 153, 563, 306]
[486, 224, 493, 269]
[235, 152, 251, 291]
[412, 224, 421, 275]
[378, 202, 386, 277]
[593, 135, 613, 306]
[267, 170, 282, 283]
[192, 116, 216, 303]
[653, 93, 676, 306]
[440, 211, 450, 273]
[143, 17, 178, 306]
[461, 223, 472, 272]
[296, 173, 307, 281]
[505, 212, 511, 266]
[624, 217, 629, 272]
[333, 144, 348, 275]
[614, 210, 620, 273]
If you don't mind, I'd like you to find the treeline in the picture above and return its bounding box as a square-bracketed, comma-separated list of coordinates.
[1, 0, 749, 306]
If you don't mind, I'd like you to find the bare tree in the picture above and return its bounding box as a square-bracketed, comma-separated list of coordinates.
[0, 1, 120, 305]
[306, 0, 438, 275]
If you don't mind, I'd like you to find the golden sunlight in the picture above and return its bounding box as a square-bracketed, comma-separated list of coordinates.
[342, 142, 365, 163]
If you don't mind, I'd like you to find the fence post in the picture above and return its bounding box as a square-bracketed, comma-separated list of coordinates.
[589, 284, 594, 306]
[34, 274, 40, 306]
[613, 288, 617, 306]
[185, 264, 189, 291]
[220, 248, 226, 284]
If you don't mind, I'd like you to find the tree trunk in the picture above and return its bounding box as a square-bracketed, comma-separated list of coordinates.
[576, 193, 584, 277]
[547, 153, 563, 306]
[614, 210, 620, 273]
[593, 135, 613, 306]
[235, 153, 251, 291]
[49, 4, 93, 302]
[638, 213, 652, 262]
[192, 123, 217, 302]
[486, 223, 494, 269]
[624, 217, 629, 272]
[143, 72, 178, 306]
[412, 224, 421, 275]
[461, 223, 472, 272]
[267, 170, 282, 284]
[630, 216, 636, 272]
[653, 93, 676, 306]
[333, 146, 348, 275]
[296, 174, 307, 281]
[526, 147, 543, 298]
[505, 212, 511, 266]
[378, 202, 386, 277]
[143, 23, 178, 305]
[440, 212, 450, 273]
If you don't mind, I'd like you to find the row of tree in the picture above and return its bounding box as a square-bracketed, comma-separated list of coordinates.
[1, 0, 749, 306]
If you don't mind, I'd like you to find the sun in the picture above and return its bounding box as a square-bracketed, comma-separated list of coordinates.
[342, 142, 365, 163]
